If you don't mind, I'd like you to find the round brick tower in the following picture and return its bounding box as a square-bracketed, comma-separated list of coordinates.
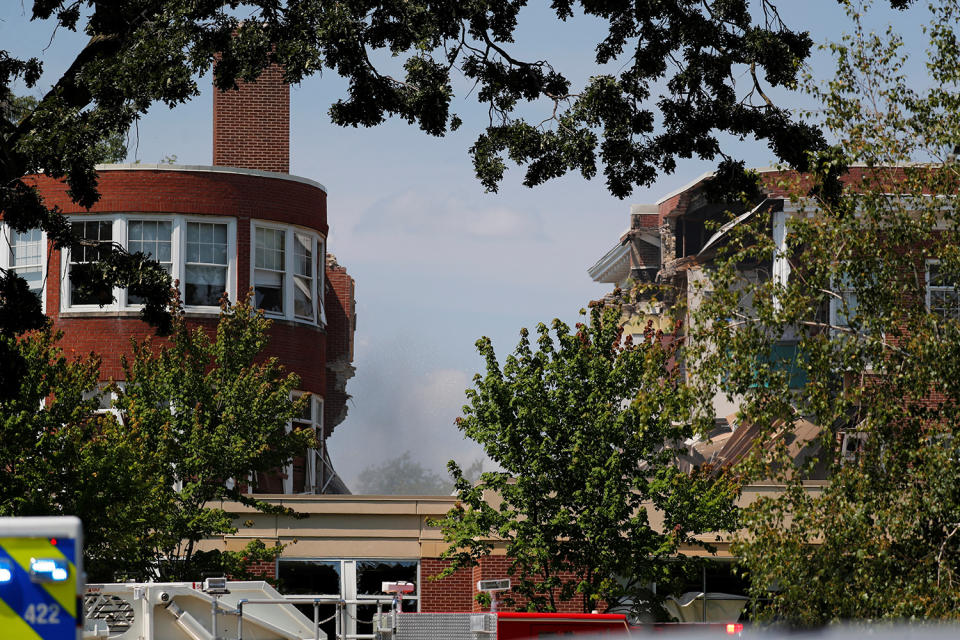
[9, 65, 355, 494]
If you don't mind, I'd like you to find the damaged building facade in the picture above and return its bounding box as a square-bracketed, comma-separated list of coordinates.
[588, 166, 925, 477]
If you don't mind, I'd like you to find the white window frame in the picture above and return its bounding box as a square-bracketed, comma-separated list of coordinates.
[63, 216, 119, 311]
[181, 216, 237, 312]
[60, 215, 236, 313]
[829, 273, 859, 331]
[286, 392, 324, 494]
[119, 216, 176, 308]
[277, 558, 421, 639]
[82, 382, 124, 420]
[926, 259, 960, 321]
[250, 220, 324, 325]
[0, 223, 47, 312]
[293, 230, 317, 322]
[841, 431, 868, 464]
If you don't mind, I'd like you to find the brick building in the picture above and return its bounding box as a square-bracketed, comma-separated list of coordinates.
[1, 66, 356, 494]
[196, 482, 763, 636]
[588, 165, 959, 471]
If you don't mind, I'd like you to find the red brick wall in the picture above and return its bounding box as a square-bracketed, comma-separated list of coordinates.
[240, 559, 278, 580]
[22, 168, 330, 397]
[49, 313, 326, 396]
[420, 556, 595, 614]
[325, 264, 355, 372]
[27, 169, 327, 235]
[213, 63, 290, 173]
[420, 559, 475, 612]
[633, 213, 659, 229]
[323, 258, 355, 435]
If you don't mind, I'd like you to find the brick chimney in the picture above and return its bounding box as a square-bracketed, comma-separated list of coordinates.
[213, 63, 290, 173]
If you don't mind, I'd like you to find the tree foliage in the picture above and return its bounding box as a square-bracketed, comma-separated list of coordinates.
[0, 294, 313, 582]
[680, 0, 960, 624]
[434, 303, 739, 618]
[0, 0, 912, 342]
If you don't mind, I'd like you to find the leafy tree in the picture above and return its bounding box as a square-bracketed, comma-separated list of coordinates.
[0, 294, 314, 581]
[679, 0, 960, 624]
[107, 293, 314, 581]
[1, 94, 128, 165]
[433, 303, 739, 617]
[0, 326, 137, 551]
[1, 0, 915, 343]
[355, 451, 483, 495]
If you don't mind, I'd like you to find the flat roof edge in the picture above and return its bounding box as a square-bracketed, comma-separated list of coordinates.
[95, 163, 327, 193]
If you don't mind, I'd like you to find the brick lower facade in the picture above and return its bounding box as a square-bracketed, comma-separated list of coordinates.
[420, 556, 596, 614]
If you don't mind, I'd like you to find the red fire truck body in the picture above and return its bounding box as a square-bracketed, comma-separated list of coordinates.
[496, 611, 631, 638]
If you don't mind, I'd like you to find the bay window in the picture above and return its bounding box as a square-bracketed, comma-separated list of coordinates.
[252, 392, 324, 495]
[59, 215, 323, 323]
[254, 226, 286, 313]
[62, 215, 235, 312]
[294, 232, 314, 321]
[288, 393, 323, 493]
[252, 221, 323, 323]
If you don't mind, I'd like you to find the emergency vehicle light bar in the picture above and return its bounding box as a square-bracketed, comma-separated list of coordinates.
[29, 558, 68, 582]
[0, 559, 11, 583]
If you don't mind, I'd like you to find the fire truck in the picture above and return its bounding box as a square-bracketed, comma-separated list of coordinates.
[0, 516, 84, 640]
[0, 517, 741, 640]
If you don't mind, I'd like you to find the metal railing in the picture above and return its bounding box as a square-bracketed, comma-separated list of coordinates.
[233, 595, 396, 640]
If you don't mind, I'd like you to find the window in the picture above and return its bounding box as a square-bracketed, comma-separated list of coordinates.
[277, 559, 341, 639]
[284, 394, 322, 493]
[127, 220, 172, 304]
[355, 560, 418, 635]
[1, 225, 45, 302]
[829, 273, 860, 330]
[288, 393, 323, 494]
[185, 221, 229, 307]
[278, 559, 418, 639]
[251, 222, 323, 323]
[62, 215, 235, 313]
[69, 220, 114, 306]
[82, 383, 123, 420]
[927, 260, 960, 320]
[255, 226, 286, 313]
[841, 431, 868, 464]
[294, 233, 314, 321]
[251, 392, 323, 495]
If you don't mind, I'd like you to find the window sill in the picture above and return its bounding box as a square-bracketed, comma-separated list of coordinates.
[58, 308, 223, 320]
[259, 309, 324, 327]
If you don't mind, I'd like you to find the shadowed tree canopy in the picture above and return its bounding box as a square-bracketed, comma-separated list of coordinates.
[0, 0, 918, 350]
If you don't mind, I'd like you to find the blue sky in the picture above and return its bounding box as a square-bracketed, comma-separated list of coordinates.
[1, 1, 932, 489]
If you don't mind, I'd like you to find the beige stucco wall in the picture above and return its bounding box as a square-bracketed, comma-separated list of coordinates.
[200, 483, 824, 560]
[199, 495, 460, 558]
